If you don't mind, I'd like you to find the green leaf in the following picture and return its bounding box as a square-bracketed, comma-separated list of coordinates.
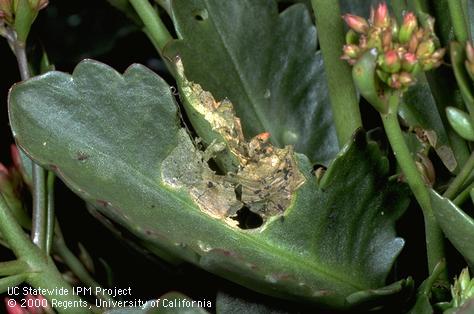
[446, 106, 474, 141]
[165, 0, 337, 165]
[408, 296, 433, 314]
[407, 260, 447, 314]
[451, 42, 474, 115]
[429, 190, 474, 268]
[9, 60, 410, 309]
[104, 292, 209, 314]
[399, 76, 458, 172]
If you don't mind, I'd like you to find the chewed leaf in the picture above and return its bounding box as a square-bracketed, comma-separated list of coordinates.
[9, 59, 410, 310]
[173, 58, 305, 221]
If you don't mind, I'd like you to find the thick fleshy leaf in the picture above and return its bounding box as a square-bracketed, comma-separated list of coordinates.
[9, 60, 410, 309]
[429, 190, 474, 268]
[165, 0, 337, 165]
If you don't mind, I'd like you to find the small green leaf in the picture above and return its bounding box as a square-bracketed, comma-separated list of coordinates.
[352, 50, 387, 113]
[429, 190, 474, 268]
[446, 107, 474, 141]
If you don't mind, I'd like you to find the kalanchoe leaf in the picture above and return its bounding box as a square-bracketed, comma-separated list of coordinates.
[408, 260, 446, 314]
[429, 190, 474, 269]
[9, 60, 411, 310]
[446, 107, 474, 141]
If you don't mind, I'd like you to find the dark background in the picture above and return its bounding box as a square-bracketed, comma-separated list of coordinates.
[0, 1, 464, 313]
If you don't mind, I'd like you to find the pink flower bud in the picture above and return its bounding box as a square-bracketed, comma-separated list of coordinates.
[374, 3, 389, 28]
[343, 14, 369, 34]
[416, 39, 435, 58]
[399, 72, 415, 86]
[379, 50, 401, 73]
[399, 12, 418, 44]
[342, 44, 360, 58]
[402, 52, 418, 71]
[388, 73, 401, 89]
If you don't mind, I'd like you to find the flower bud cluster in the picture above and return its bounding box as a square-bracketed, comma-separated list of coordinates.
[342, 3, 445, 90]
[450, 268, 474, 309]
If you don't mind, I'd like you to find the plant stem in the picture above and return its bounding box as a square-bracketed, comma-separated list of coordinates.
[31, 163, 47, 250]
[129, 0, 172, 51]
[444, 152, 474, 199]
[381, 93, 446, 277]
[448, 0, 469, 42]
[46, 172, 55, 255]
[0, 195, 91, 314]
[0, 195, 38, 260]
[0, 274, 27, 294]
[0, 260, 29, 276]
[453, 180, 474, 205]
[11, 38, 48, 251]
[412, 0, 429, 13]
[311, 0, 362, 147]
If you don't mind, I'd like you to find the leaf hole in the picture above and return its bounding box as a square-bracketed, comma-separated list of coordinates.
[192, 9, 208, 21]
[232, 206, 263, 229]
